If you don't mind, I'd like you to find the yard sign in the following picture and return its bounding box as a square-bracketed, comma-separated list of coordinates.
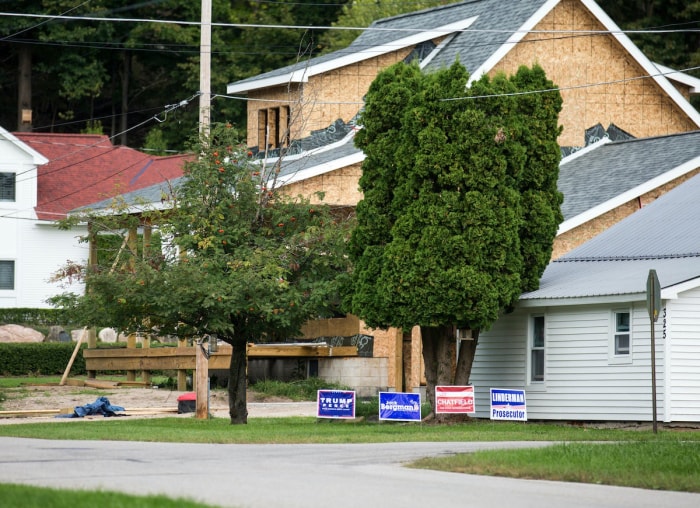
[378, 392, 421, 421]
[435, 385, 475, 414]
[317, 390, 355, 419]
[490, 388, 527, 421]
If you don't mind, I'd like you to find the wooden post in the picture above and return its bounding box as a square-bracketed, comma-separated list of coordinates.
[141, 335, 151, 385]
[60, 327, 87, 385]
[394, 328, 403, 392]
[195, 339, 209, 419]
[126, 333, 137, 382]
[177, 337, 188, 390]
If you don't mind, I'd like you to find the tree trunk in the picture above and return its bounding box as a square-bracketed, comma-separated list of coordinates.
[17, 46, 32, 132]
[119, 51, 130, 146]
[420, 324, 455, 422]
[228, 336, 248, 424]
[454, 329, 479, 386]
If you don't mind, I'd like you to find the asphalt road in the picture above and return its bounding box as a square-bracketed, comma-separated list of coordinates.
[1, 437, 699, 508]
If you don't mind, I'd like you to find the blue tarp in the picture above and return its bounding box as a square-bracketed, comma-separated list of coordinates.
[55, 396, 125, 418]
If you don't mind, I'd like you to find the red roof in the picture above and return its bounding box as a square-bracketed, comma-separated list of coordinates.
[14, 133, 191, 220]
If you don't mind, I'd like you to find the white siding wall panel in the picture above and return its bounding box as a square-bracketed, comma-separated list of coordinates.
[473, 301, 665, 422]
[666, 287, 700, 422]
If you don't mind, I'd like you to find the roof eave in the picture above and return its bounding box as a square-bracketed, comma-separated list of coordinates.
[227, 17, 479, 95]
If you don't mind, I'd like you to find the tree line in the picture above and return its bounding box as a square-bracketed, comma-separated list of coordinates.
[0, 1, 697, 152]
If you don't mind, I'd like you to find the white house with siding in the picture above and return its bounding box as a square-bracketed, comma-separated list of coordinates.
[470, 169, 700, 423]
[0, 126, 84, 308]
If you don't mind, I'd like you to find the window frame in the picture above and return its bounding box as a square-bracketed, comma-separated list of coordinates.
[257, 105, 290, 152]
[529, 314, 545, 383]
[610, 308, 633, 363]
[0, 172, 16, 201]
[0, 260, 15, 290]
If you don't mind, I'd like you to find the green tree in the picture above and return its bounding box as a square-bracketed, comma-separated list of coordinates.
[348, 61, 562, 416]
[51, 123, 353, 424]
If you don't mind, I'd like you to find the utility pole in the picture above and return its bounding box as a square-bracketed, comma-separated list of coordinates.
[199, 0, 212, 136]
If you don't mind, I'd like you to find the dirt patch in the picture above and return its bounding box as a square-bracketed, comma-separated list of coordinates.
[0, 383, 317, 424]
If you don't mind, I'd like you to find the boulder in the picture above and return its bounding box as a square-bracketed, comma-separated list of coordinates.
[0, 324, 45, 343]
[45, 325, 66, 342]
[98, 327, 118, 343]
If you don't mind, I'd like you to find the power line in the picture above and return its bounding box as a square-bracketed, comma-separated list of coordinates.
[0, 11, 698, 35]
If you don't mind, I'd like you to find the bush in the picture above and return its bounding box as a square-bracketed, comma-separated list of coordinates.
[0, 308, 77, 327]
[0, 343, 87, 376]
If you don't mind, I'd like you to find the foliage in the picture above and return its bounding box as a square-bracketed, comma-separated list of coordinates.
[0, 308, 77, 327]
[49, 123, 354, 423]
[0, 343, 87, 376]
[250, 377, 351, 401]
[349, 61, 562, 331]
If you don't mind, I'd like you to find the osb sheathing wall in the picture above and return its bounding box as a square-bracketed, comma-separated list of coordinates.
[553, 166, 700, 258]
[246, 47, 413, 148]
[491, 0, 696, 147]
[282, 163, 363, 206]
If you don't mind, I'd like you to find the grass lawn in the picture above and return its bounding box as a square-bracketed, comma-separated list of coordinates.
[2, 377, 700, 497]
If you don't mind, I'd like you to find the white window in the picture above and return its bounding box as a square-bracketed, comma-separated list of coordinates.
[530, 315, 545, 382]
[613, 310, 631, 356]
[0, 172, 16, 201]
[0, 260, 15, 290]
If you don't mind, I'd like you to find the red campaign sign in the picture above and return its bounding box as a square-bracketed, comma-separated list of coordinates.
[435, 385, 475, 414]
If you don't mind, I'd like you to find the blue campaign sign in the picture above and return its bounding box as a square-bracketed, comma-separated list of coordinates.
[379, 392, 421, 422]
[317, 390, 356, 419]
[490, 388, 527, 421]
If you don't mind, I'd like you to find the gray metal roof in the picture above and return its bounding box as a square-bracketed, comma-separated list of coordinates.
[559, 131, 700, 221]
[228, 0, 546, 89]
[523, 168, 700, 300]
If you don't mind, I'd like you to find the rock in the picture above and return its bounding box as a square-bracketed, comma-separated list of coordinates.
[99, 327, 118, 343]
[45, 325, 65, 342]
[0, 324, 45, 343]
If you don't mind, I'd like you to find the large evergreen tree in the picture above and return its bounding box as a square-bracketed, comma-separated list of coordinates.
[349, 61, 562, 416]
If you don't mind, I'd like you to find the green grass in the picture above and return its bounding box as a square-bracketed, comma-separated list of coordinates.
[249, 377, 351, 401]
[410, 440, 700, 492]
[0, 483, 218, 508]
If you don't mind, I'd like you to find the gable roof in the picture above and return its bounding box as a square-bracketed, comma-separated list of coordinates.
[558, 130, 700, 233]
[229, 0, 700, 187]
[13, 133, 190, 221]
[521, 169, 700, 303]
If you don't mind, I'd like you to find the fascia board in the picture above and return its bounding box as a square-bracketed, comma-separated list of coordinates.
[467, 0, 560, 85]
[276, 151, 365, 187]
[662, 277, 700, 299]
[559, 137, 611, 164]
[0, 127, 49, 165]
[518, 292, 646, 308]
[227, 17, 478, 94]
[581, 0, 700, 127]
[653, 63, 700, 94]
[558, 155, 700, 235]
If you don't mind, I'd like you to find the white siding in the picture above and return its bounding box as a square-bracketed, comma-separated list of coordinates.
[666, 287, 700, 422]
[0, 129, 86, 308]
[472, 302, 665, 422]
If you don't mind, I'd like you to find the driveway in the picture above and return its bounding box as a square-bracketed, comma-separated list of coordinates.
[1, 437, 698, 508]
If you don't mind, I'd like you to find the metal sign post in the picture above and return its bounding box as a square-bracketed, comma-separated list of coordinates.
[646, 269, 661, 434]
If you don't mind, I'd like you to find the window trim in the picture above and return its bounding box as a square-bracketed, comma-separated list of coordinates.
[610, 308, 633, 364]
[257, 105, 290, 152]
[0, 260, 15, 290]
[529, 314, 545, 384]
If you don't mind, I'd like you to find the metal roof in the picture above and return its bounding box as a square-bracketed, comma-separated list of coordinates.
[523, 169, 700, 300]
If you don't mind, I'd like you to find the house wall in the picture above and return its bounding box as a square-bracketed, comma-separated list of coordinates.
[665, 287, 700, 422]
[246, 48, 414, 149]
[0, 134, 86, 309]
[282, 163, 363, 206]
[492, 0, 696, 147]
[553, 166, 700, 258]
[470, 302, 666, 422]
